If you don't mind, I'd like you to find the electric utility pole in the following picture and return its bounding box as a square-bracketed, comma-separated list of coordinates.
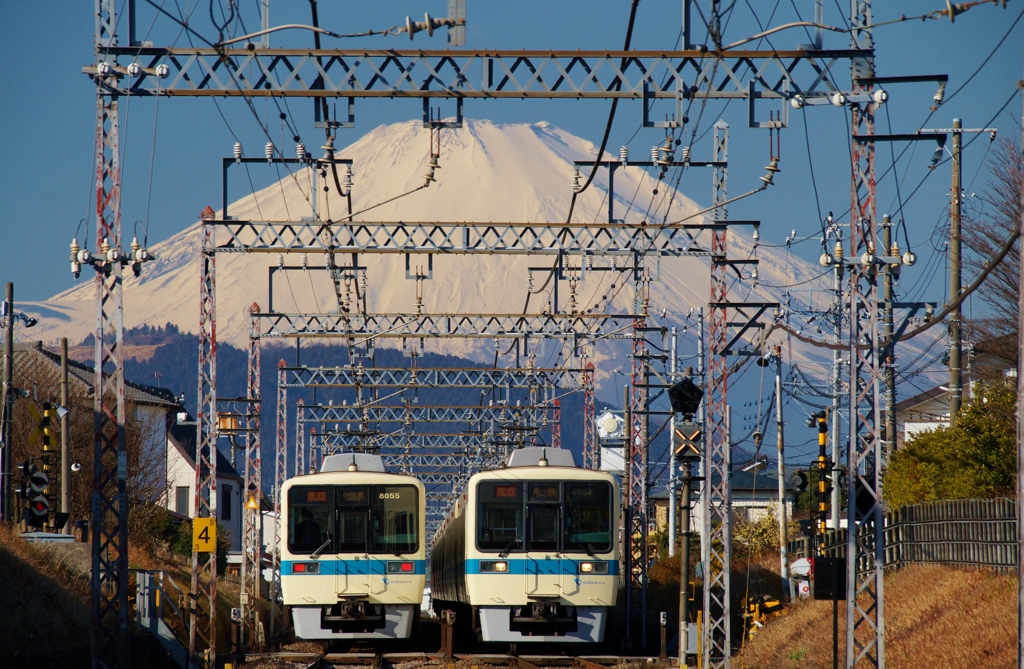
[774, 346, 790, 600]
[669, 327, 678, 557]
[883, 216, 897, 459]
[61, 337, 70, 531]
[2, 282, 13, 524]
[949, 118, 963, 425]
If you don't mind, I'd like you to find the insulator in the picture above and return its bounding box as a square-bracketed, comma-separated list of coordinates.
[264, 141, 274, 161]
[155, 64, 169, 79]
[127, 62, 142, 77]
[610, 256, 617, 270]
[276, 253, 284, 270]
[526, 271, 534, 292]
[681, 146, 691, 163]
[301, 253, 308, 269]
[752, 227, 760, 242]
[834, 240, 844, 262]
[101, 238, 111, 255]
[131, 237, 141, 256]
[619, 145, 629, 163]
[584, 254, 593, 271]
[751, 267, 759, 281]
[571, 167, 581, 193]
[341, 165, 353, 196]
[650, 146, 659, 162]
[296, 142, 306, 160]
[70, 238, 80, 259]
[233, 142, 242, 161]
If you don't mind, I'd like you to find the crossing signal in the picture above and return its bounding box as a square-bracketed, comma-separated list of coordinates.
[672, 421, 702, 458]
[28, 495, 50, 527]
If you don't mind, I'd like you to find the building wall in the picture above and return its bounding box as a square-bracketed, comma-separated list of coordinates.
[164, 443, 243, 552]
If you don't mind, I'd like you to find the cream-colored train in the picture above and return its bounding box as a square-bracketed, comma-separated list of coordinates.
[280, 453, 426, 639]
[430, 447, 620, 643]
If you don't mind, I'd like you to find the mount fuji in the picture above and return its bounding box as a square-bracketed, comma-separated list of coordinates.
[23, 118, 886, 399]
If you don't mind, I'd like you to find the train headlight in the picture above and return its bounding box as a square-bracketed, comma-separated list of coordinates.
[292, 562, 320, 574]
[579, 561, 609, 574]
[387, 561, 416, 573]
[481, 560, 509, 573]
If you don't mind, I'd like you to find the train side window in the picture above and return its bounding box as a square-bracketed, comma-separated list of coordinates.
[476, 481, 523, 551]
[563, 482, 612, 553]
[287, 486, 334, 554]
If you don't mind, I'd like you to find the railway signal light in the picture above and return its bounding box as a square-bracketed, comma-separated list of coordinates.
[668, 378, 704, 416]
[672, 422, 702, 458]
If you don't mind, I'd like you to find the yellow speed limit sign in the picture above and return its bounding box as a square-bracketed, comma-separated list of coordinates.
[193, 518, 217, 552]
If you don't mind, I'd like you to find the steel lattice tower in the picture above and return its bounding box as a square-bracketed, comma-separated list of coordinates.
[582, 362, 596, 468]
[625, 280, 650, 649]
[847, 2, 885, 667]
[90, 3, 129, 666]
[703, 120, 732, 669]
[295, 398, 305, 476]
[271, 360, 287, 636]
[190, 211, 219, 665]
[241, 303, 262, 648]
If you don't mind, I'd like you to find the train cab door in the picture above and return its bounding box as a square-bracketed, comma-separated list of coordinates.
[524, 484, 562, 598]
[334, 487, 372, 596]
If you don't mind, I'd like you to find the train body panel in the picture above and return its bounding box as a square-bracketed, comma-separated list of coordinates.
[281, 454, 426, 639]
[431, 448, 619, 643]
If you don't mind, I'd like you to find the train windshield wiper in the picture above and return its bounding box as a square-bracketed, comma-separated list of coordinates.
[310, 536, 332, 560]
[570, 540, 596, 557]
[498, 538, 522, 558]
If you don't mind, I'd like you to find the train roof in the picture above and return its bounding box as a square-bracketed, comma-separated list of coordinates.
[506, 447, 576, 468]
[321, 452, 386, 473]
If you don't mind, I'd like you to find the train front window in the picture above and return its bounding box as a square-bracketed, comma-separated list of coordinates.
[370, 485, 419, 554]
[335, 485, 369, 553]
[287, 486, 334, 554]
[564, 482, 612, 553]
[476, 481, 524, 551]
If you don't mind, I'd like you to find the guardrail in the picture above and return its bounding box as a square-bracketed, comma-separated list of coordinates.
[787, 498, 1018, 571]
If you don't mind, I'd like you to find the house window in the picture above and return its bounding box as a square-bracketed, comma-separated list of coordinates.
[222, 484, 232, 521]
[175, 486, 189, 515]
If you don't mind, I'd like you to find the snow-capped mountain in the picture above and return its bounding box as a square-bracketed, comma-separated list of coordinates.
[26, 118, 854, 394]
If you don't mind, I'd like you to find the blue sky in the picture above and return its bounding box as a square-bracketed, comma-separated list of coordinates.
[0, 0, 1021, 314]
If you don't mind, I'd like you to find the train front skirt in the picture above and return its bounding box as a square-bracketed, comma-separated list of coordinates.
[478, 605, 607, 642]
[292, 604, 416, 639]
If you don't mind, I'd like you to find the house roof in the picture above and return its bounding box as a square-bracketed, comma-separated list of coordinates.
[894, 384, 947, 413]
[13, 342, 179, 408]
[167, 411, 242, 480]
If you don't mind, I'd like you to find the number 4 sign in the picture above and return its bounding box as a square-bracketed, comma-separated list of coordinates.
[193, 518, 217, 552]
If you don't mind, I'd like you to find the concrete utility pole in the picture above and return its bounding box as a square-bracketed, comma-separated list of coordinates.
[2, 282, 13, 524]
[774, 346, 790, 600]
[668, 328, 678, 557]
[61, 337, 70, 531]
[830, 228, 843, 529]
[883, 216, 897, 460]
[949, 118, 963, 425]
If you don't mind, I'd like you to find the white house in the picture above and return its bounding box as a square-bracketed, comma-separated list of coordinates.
[165, 412, 244, 552]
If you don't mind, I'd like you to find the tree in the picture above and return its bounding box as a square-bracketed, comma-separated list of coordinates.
[962, 138, 1023, 368]
[884, 379, 1016, 508]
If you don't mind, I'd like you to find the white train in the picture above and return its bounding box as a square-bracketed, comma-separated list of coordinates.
[430, 447, 620, 643]
[280, 452, 426, 639]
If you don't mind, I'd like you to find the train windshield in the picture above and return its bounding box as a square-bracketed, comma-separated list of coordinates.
[564, 482, 613, 553]
[287, 484, 419, 555]
[476, 479, 613, 553]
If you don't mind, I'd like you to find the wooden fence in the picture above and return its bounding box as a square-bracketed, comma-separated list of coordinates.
[787, 498, 1018, 571]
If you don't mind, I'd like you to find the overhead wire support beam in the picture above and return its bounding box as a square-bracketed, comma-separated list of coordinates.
[256, 311, 638, 339]
[298, 403, 548, 424]
[88, 47, 867, 100]
[279, 366, 582, 389]
[207, 219, 720, 256]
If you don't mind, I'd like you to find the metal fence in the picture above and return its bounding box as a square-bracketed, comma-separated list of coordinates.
[788, 498, 1018, 571]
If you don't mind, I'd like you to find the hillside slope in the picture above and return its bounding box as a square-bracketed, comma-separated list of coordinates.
[738, 564, 1016, 669]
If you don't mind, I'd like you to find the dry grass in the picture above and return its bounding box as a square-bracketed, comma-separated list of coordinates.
[737, 564, 1017, 669]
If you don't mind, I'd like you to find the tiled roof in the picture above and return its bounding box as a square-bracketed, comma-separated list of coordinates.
[13, 343, 179, 408]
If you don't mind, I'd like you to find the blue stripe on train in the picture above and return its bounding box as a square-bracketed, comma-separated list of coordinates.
[282, 559, 426, 575]
[465, 558, 619, 576]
